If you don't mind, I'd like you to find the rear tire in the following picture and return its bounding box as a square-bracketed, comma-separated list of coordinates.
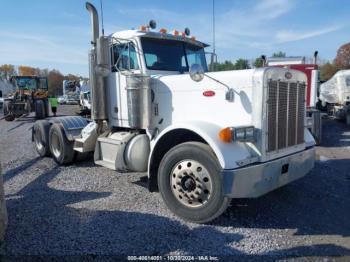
[43, 99, 49, 117]
[49, 123, 75, 165]
[346, 106, 350, 126]
[158, 142, 230, 223]
[33, 120, 51, 157]
[35, 100, 45, 119]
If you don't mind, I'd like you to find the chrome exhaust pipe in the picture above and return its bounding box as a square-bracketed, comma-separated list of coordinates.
[86, 2, 99, 45]
[85, 2, 108, 130]
[261, 55, 267, 67]
[313, 51, 318, 65]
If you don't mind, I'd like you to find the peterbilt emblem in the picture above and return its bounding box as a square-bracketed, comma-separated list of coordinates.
[285, 72, 292, 79]
[203, 90, 215, 97]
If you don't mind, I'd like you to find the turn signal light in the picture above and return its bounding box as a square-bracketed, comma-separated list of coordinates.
[219, 126, 256, 143]
[219, 127, 232, 143]
[159, 28, 167, 34]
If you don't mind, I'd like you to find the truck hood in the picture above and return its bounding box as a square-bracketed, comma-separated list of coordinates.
[150, 69, 260, 129]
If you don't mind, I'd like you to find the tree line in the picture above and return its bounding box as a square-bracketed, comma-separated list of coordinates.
[0, 65, 87, 96]
[210, 42, 350, 82]
[2, 42, 349, 90]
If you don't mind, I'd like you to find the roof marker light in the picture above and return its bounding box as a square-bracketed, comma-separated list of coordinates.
[139, 25, 147, 31]
[159, 28, 167, 34]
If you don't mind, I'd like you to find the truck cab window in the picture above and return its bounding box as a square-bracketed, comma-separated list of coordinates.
[39, 78, 48, 90]
[345, 77, 350, 87]
[141, 37, 208, 72]
[112, 43, 139, 71]
[185, 44, 208, 71]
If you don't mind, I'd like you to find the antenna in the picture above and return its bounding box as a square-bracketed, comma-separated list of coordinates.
[212, 0, 216, 54]
[209, 0, 216, 71]
[100, 0, 105, 36]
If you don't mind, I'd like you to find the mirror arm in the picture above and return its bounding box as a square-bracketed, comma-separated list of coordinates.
[203, 73, 239, 94]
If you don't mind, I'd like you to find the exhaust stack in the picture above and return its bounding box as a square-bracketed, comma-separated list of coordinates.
[261, 55, 267, 67]
[86, 2, 99, 44]
[313, 51, 318, 65]
[86, 2, 109, 130]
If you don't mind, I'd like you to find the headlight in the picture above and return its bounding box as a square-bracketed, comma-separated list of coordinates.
[219, 126, 256, 143]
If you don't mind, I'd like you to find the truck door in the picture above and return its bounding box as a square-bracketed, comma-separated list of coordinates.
[108, 41, 141, 127]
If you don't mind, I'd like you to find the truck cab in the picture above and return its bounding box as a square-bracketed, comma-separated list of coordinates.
[32, 2, 315, 223]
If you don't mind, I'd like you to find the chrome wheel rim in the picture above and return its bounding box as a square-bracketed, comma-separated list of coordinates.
[51, 132, 61, 159]
[170, 160, 213, 208]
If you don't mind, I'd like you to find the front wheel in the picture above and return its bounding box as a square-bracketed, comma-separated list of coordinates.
[158, 142, 230, 223]
[4, 101, 14, 121]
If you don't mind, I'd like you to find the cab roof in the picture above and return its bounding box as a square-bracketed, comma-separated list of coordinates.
[111, 29, 209, 48]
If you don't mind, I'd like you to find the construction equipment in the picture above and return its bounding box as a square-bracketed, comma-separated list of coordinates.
[3, 76, 49, 121]
[32, 2, 315, 223]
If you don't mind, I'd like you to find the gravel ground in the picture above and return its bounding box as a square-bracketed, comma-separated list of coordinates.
[0, 105, 349, 260]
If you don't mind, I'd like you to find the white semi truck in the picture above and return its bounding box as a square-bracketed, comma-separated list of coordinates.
[32, 2, 315, 223]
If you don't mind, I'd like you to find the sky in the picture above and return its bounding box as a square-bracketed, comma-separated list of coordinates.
[0, 0, 349, 77]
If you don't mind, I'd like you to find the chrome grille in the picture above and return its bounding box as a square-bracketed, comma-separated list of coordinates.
[267, 80, 306, 152]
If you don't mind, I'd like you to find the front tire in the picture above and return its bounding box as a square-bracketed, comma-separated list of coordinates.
[4, 101, 14, 121]
[49, 123, 75, 165]
[158, 142, 230, 223]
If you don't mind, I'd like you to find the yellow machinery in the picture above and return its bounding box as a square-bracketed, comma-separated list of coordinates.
[3, 76, 49, 121]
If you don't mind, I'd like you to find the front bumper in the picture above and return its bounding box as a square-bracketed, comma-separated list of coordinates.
[222, 147, 315, 198]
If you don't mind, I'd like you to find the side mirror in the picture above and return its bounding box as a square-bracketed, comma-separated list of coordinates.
[189, 64, 204, 82]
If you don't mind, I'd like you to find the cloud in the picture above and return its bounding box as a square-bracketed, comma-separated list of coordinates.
[254, 0, 294, 19]
[0, 28, 89, 75]
[0, 31, 58, 48]
[275, 25, 343, 43]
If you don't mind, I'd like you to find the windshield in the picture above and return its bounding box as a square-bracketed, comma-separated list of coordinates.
[12, 77, 48, 90]
[14, 77, 37, 90]
[141, 37, 208, 72]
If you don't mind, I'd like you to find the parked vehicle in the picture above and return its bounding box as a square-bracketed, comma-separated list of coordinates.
[4, 76, 49, 121]
[63, 80, 80, 104]
[32, 2, 315, 223]
[79, 91, 91, 113]
[265, 52, 322, 144]
[319, 70, 350, 125]
[57, 96, 66, 105]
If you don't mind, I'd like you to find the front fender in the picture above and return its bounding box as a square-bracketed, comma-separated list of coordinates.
[150, 121, 256, 170]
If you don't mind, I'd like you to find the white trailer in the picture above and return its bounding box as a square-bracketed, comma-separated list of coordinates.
[32, 2, 315, 223]
[319, 70, 350, 125]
